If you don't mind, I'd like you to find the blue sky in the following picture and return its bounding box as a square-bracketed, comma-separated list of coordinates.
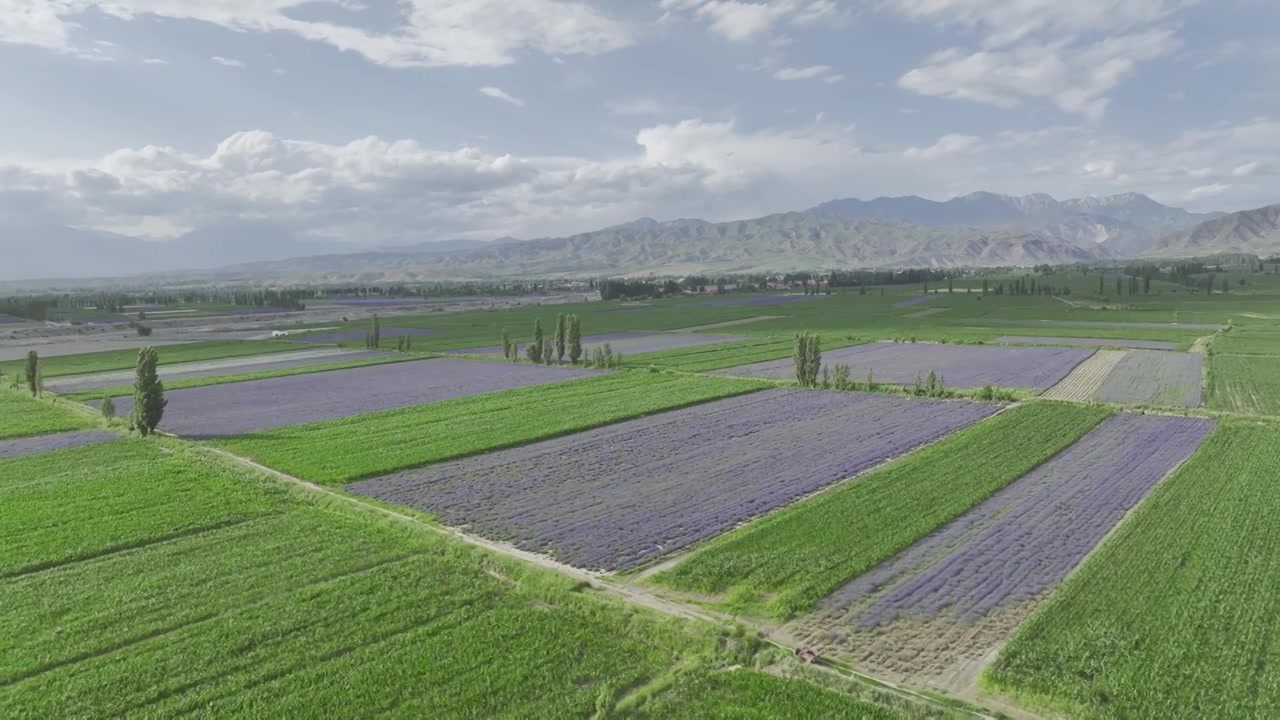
[0, 0, 1277, 245]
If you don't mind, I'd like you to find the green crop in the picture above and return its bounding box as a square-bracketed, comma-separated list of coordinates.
[1207, 353, 1280, 416]
[633, 668, 900, 719]
[651, 402, 1111, 618]
[216, 372, 769, 484]
[0, 389, 94, 439]
[0, 340, 300, 379]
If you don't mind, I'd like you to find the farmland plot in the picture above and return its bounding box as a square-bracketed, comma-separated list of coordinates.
[0, 429, 118, 460]
[788, 414, 1213, 687]
[46, 347, 382, 393]
[108, 357, 598, 438]
[0, 339, 299, 377]
[0, 390, 94, 439]
[1094, 350, 1203, 407]
[698, 295, 822, 307]
[717, 342, 1093, 390]
[295, 326, 438, 344]
[348, 389, 998, 571]
[986, 423, 1280, 718]
[1041, 350, 1127, 402]
[1207, 353, 1280, 415]
[894, 296, 935, 308]
[447, 331, 744, 357]
[993, 335, 1178, 350]
[978, 318, 1222, 330]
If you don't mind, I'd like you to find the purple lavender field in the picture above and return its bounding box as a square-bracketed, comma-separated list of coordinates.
[296, 327, 439, 344]
[1094, 350, 1204, 407]
[821, 414, 1214, 627]
[697, 295, 819, 307]
[347, 389, 999, 571]
[893, 296, 936, 308]
[107, 358, 597, 438]
[447, 331, 742, 357]
[0, 430, 120, 460]
[0, 314, 26, 324]
[718, 342, 1094, 390]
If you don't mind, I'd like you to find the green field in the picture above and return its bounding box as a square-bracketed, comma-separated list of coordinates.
[62, 351, 429, 401]
[1, 340, 301, 378]
[985, 422, 1280, 718]
[0, 390, 95, 440]
[651, 402, 1112, 617]
[1207, 353, 1280, 416]
[0, 438, 920, 718]
[216, 372, 770, 484]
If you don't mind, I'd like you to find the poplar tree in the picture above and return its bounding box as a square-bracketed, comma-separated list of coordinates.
[567, 315, 583, 364]
[501, 329, 513, 360]
[24, 350, 38, 397]
[530, 319, 544, 363]
[130, 347, 167, 437]
[554, 313, 567, 363]
[101, 394, 116, 420]
[370, 314, 381, 348]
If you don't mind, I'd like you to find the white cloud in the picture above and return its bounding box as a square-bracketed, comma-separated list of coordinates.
[1186, 182, 1230, 199]
[479, 86, 525, 106]
[899, 29, 1181, 119]
[3, 0, 633, 68]
[210, 55, 246, 69]
[142, 57, 170, 65]
[772, 64, 842, 82]
[659, 0, 845, 42]
[903, 133, 982, 159]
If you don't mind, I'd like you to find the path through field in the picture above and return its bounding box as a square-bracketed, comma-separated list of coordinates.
[1041, 350, 1126, 401]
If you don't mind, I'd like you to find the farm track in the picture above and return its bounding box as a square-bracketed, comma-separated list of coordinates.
[1041, 350, 1126, 401]
[197, 442, 988, 719]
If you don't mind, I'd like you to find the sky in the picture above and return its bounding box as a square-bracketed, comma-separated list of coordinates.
[0, 0, 1278, 247]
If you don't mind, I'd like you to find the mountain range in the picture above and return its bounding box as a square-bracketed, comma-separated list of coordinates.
[1, 192, 1277, 283]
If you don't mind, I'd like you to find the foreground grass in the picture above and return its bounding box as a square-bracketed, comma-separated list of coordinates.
[633, 668, 899, 719]
[985, 422, 1280, 718]
[0, 389, 95, 440]
[1206, 353, 1280, 416]
[651, 402, 1112, 618]
[62, 351, 427, 401]
[1, 339, 300, 378]
[216, 372, 771, 484]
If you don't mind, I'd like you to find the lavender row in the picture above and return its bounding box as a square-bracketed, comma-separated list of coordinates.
[447, 331, 742, 357]
[718, 342, 1094, 390]
[993, 335, 1179, 351]
[296, 327, 439, 344]
[106, 357, 598, 438]
[822, 414, 1214, 626]
[0, 430, 120, 460]
[1094, 350, 1204, 407]
[348, 389, 998, 571]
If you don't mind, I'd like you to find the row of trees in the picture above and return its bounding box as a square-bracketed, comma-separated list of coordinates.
[18, 348, 166, 435]
[504, 314, 585, 365]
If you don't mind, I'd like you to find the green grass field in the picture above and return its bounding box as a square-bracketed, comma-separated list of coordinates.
[650, 402, 1112, 618]
[633, 668, 899, 719]
[0, 390, 95, 440]
[216, 372, 770, 484]
[1, 340, 301, 378]
[1207, 354, 1280, 416]
[985, 422, 1280, 718]
[61, 351, 430, 401]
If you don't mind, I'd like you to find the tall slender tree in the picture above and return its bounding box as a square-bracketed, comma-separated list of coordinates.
[130, 347, 167, 437]
[554, 313, 567, 363]
[530, 319, 544, 363]
[501, 329, 513, 360]
[24, 350, 38, 397]
[567, 315, 583, 364]
[370, 314, 381, 349]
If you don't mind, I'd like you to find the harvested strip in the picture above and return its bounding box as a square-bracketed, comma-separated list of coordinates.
[718, 342, 1094, 390]
[46, 348, 381, 393]
[108, 358, 599, 438]
[994, 335, 1178, 350]
[903, 307, 949, 318]
[673, 315, 784, 332]
[0, 430, 119, 460]
[650, 403, 1111, 618]
[789, 415, 1212, 685]
[894, 296, 935, 308]
[295, 327, 438, 344]
[348, 389, 998, 572]
[1041, 350, 1127, 401]
[1094, 350, 1203, 407]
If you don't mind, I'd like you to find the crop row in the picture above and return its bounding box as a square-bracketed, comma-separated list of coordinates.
[0, 390, 95, 440]
[348, 389, 997, 571]
[628, 336, 810, 372]
[218, 371, 770, 484]
[633, 668, 896, 719]
[986, 422, 1280, 718]
[1094, 349, 1203, 407]
[0, 339, 300, 379]
[651, 402, 1112, 617]
[110, 357, 598, 438]
[1207, 353, 1280, 416]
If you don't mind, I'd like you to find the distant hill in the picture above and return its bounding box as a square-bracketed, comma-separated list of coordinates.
[1146, 204, 1280, 257]
[810, 191, 1222, 255]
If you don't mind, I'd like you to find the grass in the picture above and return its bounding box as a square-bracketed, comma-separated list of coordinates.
[0, 340, 301, 378]
[984, 421, 1280, 718]
[1207, 354, 1280, 416]
[632, 668, 900, 719]
[60, 351, 428, 401]
[650, 402, 1112, 618]
[0, 389, 95, 439]
[216, 372, 771, 484]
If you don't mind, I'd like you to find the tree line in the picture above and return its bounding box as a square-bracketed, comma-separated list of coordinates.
[16, 348, 166, 435]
